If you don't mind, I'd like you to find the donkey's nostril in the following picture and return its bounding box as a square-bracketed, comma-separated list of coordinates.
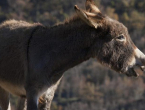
[136, 58, 143, 66]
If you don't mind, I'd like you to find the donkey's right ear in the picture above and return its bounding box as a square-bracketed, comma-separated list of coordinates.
[74, 5, 104, 29]
[85, 0, 101, 13]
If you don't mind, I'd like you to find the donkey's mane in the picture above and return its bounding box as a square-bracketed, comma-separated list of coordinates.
[50, 14, 83, 30]
[64, 14, 80, 24]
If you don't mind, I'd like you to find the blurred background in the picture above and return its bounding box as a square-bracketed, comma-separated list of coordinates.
[0, 0, 145, 110]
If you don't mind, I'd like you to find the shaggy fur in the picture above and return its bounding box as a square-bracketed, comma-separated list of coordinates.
[0, 0, 144, 110]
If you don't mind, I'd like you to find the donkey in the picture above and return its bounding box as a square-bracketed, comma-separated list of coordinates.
[0, 0, 145, 110]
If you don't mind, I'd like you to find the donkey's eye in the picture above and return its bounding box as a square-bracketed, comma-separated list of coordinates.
[116, 34, 125, 42]
[117, 35, 124, 39]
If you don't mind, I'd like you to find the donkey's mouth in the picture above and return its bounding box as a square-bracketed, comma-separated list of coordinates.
[126, 68, 139, 77]
[125, 66, 145, 77]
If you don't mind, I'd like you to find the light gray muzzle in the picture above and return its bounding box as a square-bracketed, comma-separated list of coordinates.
[126, 48, 145, 77]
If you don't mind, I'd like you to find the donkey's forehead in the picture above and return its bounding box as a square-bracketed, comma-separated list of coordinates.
[106, 17, 128, 36]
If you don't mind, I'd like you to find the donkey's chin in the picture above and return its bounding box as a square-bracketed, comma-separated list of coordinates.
[125, 65, 145, 77]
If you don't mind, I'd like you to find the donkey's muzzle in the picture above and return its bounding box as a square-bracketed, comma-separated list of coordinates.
[125, 48, 145, 77]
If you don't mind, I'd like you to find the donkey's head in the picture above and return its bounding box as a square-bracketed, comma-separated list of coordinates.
[74, 0, 145, 77]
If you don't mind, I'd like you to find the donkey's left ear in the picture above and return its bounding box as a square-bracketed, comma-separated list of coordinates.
[74, 5, 104, 29]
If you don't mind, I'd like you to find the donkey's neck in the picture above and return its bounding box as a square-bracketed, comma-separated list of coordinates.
[32, 18, 99, 75]
[47, 19, 96, 69]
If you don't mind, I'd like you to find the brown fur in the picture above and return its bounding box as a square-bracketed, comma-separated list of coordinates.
[0, 0, 144, 110]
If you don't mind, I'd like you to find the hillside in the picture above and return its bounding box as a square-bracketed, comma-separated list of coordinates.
[0, 0, 145, 110]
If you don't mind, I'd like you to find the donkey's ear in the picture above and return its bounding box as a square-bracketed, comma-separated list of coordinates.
[85, 0, 101, 13]
[74, 5, 104, 29]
